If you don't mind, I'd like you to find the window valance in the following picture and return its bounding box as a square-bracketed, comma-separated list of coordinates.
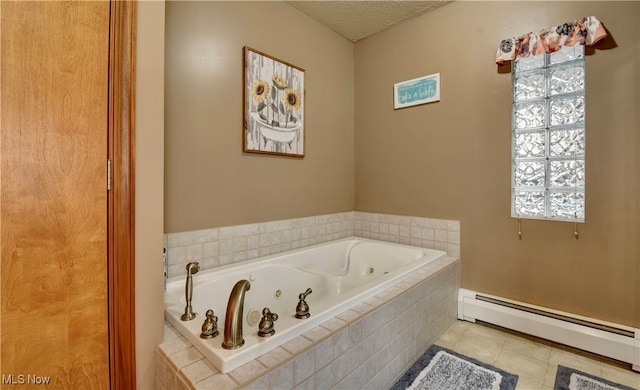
[496, 16, 607, 65]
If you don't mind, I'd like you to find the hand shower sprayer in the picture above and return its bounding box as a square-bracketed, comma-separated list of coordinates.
[180, 262, 200, 321]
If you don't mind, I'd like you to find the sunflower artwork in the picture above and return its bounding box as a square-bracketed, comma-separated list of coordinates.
[244, 46, 305, 157]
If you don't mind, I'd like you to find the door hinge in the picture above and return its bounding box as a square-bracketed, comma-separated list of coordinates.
[107, 159, 112, 191]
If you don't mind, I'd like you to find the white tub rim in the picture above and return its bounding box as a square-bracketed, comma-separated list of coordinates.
[164, 237, 448, 373]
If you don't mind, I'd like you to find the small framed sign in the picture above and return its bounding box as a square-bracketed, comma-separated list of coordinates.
[393, 73, 440, 109]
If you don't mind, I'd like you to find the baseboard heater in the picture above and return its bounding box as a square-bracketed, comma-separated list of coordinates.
[458, 289, 640, 371]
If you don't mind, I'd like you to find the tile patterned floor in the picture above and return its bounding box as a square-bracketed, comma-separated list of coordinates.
[435, 320, 640, 390]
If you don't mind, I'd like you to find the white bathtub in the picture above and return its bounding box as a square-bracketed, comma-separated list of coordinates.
[164, 237, 447, 373]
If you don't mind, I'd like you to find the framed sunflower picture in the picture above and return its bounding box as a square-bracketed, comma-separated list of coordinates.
[243, 46, 305, 157]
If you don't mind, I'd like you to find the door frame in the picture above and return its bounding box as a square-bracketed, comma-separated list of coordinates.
[108, 1, 137, 388]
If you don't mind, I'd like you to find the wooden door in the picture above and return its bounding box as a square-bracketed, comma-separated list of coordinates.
[1, 2, 110, 388]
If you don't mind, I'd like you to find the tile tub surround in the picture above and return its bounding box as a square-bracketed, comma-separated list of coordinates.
[165, 212, 461, 278]
[353, 212, 460, 259]
[156, 256, 460, 389]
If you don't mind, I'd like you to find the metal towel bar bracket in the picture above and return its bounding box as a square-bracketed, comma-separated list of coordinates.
[515, 217, 580, 240]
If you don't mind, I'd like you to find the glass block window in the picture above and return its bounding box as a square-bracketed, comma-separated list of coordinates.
[512, 45, 585, 222]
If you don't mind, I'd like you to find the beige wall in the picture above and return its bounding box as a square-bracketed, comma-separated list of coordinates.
[354, 1, 639, 327]
[136, 2, 165, 389]
[164, 1, 355, 233]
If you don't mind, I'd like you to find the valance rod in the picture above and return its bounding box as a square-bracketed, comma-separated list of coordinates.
[496, 16, 607, 65]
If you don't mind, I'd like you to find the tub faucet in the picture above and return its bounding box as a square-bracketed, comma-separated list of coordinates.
[222, 279, 251, 350]
[180, 262, 200, 321]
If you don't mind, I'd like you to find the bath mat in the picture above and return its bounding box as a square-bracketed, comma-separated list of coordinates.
[554, 365, 638, 390]
[389, 344, 519, 390]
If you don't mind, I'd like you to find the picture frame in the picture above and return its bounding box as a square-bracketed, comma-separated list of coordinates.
[393, 73, 440, 109]
[243, 46, 305, 157]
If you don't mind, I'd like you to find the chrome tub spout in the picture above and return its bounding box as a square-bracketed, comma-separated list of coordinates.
[180, 262, 200, 321]
[222, 279, 251, 350]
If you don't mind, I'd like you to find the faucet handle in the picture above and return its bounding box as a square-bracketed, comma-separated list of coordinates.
[200, 309, 219, 339]
[295, 288, 312, 319]
[258, 307, 278, 337]
[300, 288, 312, 300]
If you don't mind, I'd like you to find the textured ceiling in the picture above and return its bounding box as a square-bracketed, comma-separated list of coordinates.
[286, 1, 452, 42]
